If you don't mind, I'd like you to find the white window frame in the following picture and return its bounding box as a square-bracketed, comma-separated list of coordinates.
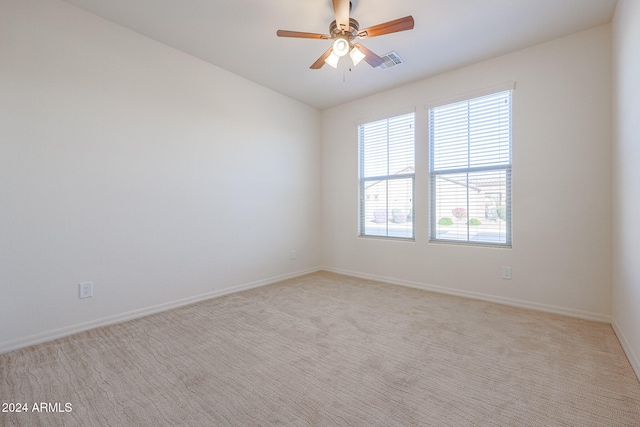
[358, 111, 416, 240]
[427, 85, 514, 247]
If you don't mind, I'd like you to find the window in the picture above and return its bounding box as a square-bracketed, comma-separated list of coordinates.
[359, 112, 415, 239]
[429, 89, 512, 246]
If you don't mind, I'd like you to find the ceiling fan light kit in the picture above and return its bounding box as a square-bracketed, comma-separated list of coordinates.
[276, 0, 414, 70]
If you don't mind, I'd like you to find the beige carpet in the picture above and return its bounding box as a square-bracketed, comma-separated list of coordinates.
[1, 271, 639, 426]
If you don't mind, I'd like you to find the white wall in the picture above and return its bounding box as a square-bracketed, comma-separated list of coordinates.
[321, 25, 612, 320]
[612, 0, 640, 378]
[0, 0, 321, 352]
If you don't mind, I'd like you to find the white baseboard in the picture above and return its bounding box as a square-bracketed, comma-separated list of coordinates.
[611, 318, 640, 382]
[2, 266, 615, 355]
[322, 267, 612, 323]
[0, 268, 320, 355]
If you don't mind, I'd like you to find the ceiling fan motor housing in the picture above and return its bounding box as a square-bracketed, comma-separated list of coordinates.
[329, 18, 360, 40]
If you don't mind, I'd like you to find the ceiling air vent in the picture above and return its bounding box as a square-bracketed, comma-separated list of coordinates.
[378, 51, 404, 70]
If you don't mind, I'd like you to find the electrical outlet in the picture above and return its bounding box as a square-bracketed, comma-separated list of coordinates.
[502, 267, 512, 280]
[291, 250, 297, 260]
[79, 282, 93, 298]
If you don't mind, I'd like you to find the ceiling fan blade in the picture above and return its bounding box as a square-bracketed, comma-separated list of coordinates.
[332, 0, 351, 32]
[276, 30, 330, 39]
[353, 43, 384, 68]
[310, 47, 334, 69]
[358, 16, 414, 39]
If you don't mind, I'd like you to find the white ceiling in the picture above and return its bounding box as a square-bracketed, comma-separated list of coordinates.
[61, 0, 617, 110]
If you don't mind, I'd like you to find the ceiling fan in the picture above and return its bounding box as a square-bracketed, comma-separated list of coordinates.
[276, 0, 414, 69]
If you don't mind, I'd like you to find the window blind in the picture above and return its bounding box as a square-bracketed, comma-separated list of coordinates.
[359, 112, 415, 239]
[429, 90, 512, 246]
